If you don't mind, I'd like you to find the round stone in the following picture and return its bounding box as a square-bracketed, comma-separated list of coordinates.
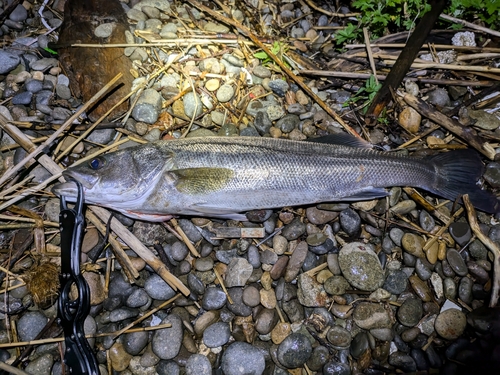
[326, 325, 352, 349]
[205, 78, 220, 91]
[152, 314, 183, 360]
[435, 308, 466, 340]
[383, 270, 408, 294]
[397, 297, 423, 327]
[402, 233, 425, 258]
[324, 275, 350, 296]
[221, 342, 265, 375]
[201, 287, 227, 310]
[277, 333, 312, 368]
[338, 242, 384, 291]
[353, 302, 392, 329]
[446, 249, 468, 276]
[203, 322, 231, 348]
[216, 84, 235, 102]
[144, 274, 176, 300]
[186, 354, 211, 375]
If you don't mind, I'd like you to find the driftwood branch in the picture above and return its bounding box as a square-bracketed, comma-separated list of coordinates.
[400, 92, 496, 160]
[463, 194, 500, 307]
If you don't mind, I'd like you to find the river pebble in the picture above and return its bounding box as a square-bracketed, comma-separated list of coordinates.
[277, 332, 312, 368]
[338, 242, 384, 291]
[221, 342, 265, 375]
[152, 314, 183, 360]
[435, 308, 467, 339]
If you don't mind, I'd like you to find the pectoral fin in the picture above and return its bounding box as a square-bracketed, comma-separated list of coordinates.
[172, 167, 234, 195]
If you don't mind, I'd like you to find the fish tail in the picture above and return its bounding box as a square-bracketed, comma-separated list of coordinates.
[429, 149, 499, 213]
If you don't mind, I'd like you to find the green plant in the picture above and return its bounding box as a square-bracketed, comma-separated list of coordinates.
[344, 75, 382, 112]
[447, 0, 500, 30]
[352, 0, 431, 38]
[335, 23, 362, 46]
[253, 41, 288, 66]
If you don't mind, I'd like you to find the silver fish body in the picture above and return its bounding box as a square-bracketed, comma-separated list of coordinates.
[52, 136, 498, 221]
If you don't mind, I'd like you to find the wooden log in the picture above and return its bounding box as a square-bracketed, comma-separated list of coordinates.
[365, 0, 448, 124]
[57, 0, 133, 121]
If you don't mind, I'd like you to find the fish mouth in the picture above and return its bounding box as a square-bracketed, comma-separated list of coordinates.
[52, 170, 94, 199]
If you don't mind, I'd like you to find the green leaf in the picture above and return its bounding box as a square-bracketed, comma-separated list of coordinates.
[253, 51, 268, 60]
[43, 47, 58, 55]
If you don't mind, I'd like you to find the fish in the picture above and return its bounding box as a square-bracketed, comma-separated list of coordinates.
[52, 135, 499, 222]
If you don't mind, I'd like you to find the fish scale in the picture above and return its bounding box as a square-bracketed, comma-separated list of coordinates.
[52, 136, 499, 221]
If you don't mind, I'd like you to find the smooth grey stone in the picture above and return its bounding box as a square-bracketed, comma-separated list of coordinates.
[306, 345, 329, 371]
[443, 277, 457, 299]
[449, 222, 472, 247]
[186, 354, 211, 375]
[389, 352, 417, 372]
[55, 84, 71, 99]
[34, 89, 52, 104]
[415, 258, 433, 281]
[3, 19, 23, 30]
[458, 276, 473, 304]
[324, 275, 350, 296]
[350, 331, 369, 359]
[178, 219, 203, 242]
[446, 249, 468, 276]
[484, 162, 500, 188]
[109, 307, 139, 322]
[390, 227, 404, 247]
[183, 91, 203, 118]
[187, 273, 205, 295]
[152, 314, 183, 360]
[469, 239, 488, 260]
[255, 308, 278, 334]
[247, 245, 261, 268]
[426, 88, 450, 107]
[383, 270, 408, 294]
[203, 322, 231, 348]
[17, 311, 48, 341]
[132, 98, 161, 124]
[126, 288, 151, 308]
[253, 65, 271, 78]
[0, 50, 21, 74]
[277, 333, 312, 368]
[222, 53, 244, 67]
[397, 297, 423, 327]
[201, 287, 227, 310]
[170, 241, 189, 262]
[268, 79, 290, 97]
[370, 327, 394, 341]
[25, 78, 43, 93]
[419, 210, 435, 232]
[85, 128, 115, 144]
[225, 258, 253, 287]
[221, 342, 265, 375]
[195, 256, 214, 271]
[108, 272, 135, 299]
[51, 107, 72, 120]
[226, 288, 252, 316]
[30, 57, 58, 71]
[281, 217, 306, 240]
[9, 4, 28, 22]
[12, 91, 32, 105]
[144, 274, 176, 300]
[124, 330, 149, 355]
[240, 126, 260, 137]
[157, 360, 179, 375]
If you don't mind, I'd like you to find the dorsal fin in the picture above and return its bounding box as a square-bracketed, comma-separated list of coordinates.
[307, 134, 373, 148]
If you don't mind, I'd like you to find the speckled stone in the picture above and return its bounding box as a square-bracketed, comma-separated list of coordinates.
[277, 333, 312, 368]
[338, 242, 384, 291]
[435, 308, 466, 339]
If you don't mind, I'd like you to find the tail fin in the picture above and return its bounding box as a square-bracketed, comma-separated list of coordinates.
[429, 149, 499, 213]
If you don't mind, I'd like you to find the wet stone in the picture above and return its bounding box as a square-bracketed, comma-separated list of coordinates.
[323, 361, 351, 375]
[324, 275, 350, 296]
[260, 249, 278, 264]
[157, 360, 179, 375]
[126, 288, 151, 308]
[458, 276, 473, 304]
[255, 307, 278, 334]
[449, 222, 472, 246]
[446, 249, 468, 276]
[109, 307, 139, 322]
[402, 233, 425, 258]
[17, 311, 48, 341]
[25, 353, 53, 375]
[353, 302, 392, 329]
[221, 341, 265, 375]
[389, 352, 417, 373]
[390, 227, 405, 247]
[327, 325, 352, 349]
[12, 91, 32, 105]
[306, 206, 338, 225]
[339, 208, 361, 237]
[307, 345, 330, 371]
[409, 275, 433, 302]
[383, 270, 408, 295]
[370, 327, 394, 341]
[277, 333, 312, 368]
[201, 287, 227, 310]
[338, 242, 384, 291]
[415, 258, 433, 281]
[242, 285, 260, 307]
[443, 277, 457, 300]
[275, 114, 300, 133]
[435, 308, 466, 340]
[253, 111, 272, 135]
[398, 297, 423, 327]
[391, 200, 416, 214]
[0, 51, 20, 74]
[419, 210, 436, 232]
[194, 256, 214, 271]
[203, 322, 231, 348]
[350, 331, 369, 359]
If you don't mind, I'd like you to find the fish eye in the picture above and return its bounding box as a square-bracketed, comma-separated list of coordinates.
[89, 157, 105, 170]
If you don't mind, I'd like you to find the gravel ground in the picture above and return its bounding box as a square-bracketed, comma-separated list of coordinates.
[0, 1, 500, 375]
